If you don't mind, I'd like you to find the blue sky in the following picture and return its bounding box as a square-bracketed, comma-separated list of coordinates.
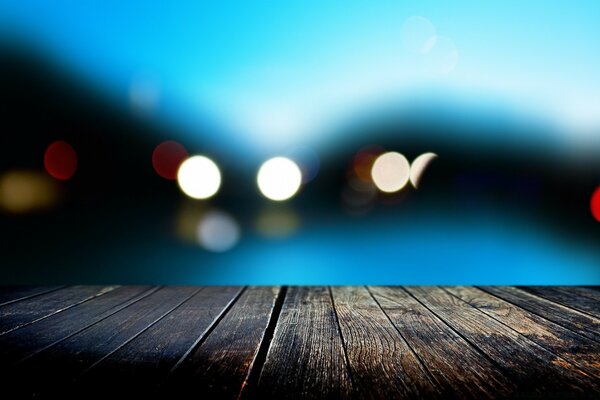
[1, 1, 599, 155]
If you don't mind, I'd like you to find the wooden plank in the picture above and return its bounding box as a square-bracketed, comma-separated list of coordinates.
[0, 285, 118, 335]
[0, 286, 154, 365]
[481, 286, 600, 343]
[331, 286, 439, 399]
[445, 286, 600, 378]
[369, 286, 515, 399]
[255, 286, 353, 399]
[82, 287, 242, 388]
[10, 286, 200, 397]
[168, 286, 281, 399]
[0, 286, 64, 306]
[406, 286, 600, 397]
[519, 286, 600, 319]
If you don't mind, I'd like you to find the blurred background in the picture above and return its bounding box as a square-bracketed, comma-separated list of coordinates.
[0, 1, 599, 284]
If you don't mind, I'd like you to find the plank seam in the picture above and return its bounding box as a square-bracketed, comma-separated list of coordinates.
[477, 287, 600, 345]
[518, 287, 600, 321]
[238, 286, 288, 400]
[81, 286, 206, 375]
[0, 286, 120, 337]
[0, 286, 67, 307]
[15, 286, 161, 365]
[167, 286, 247, 376]
[402, 287, 516, 382]
[328, 286, 356, 395]
[441, 287, 600, 382]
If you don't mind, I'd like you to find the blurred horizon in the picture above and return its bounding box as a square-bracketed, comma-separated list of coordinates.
[0, 2, 599, 284]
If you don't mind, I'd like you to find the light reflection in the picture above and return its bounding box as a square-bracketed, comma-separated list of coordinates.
[197, 210, 240, 252]
[255, 206, 299, 238]
[0, 171, 60, 213]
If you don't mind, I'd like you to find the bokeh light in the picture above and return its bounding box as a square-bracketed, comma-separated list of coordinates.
[255, 206, 299, 238]
[257, 157, 302, 201]
[591, 187, 600, 222]
[401, 16, 437, 54]
[425, 36, 459, 74]
[409, 152, 438, 189]
[129, 76, 160, 115]
[0, 171, 60, 213]
[353, 145, 385, 183]
[342, 178, 377, 216]
[197, 210, 240, 252]
[44, 140, 77, 180]
[152, 140, 188, 180]
[285, 146, 320, 183]
[177, 155, 221, 199]
[371, 152, 410, 193]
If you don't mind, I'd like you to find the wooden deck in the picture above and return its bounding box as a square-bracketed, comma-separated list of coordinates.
[0, 286, 599, 399]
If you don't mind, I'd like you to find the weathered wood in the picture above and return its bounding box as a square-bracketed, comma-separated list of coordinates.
[84, 287, 242, 387]
[445, 286, 600, 378]
[481, 286, 600, 343]
[331, 286, 439, 399]
[1, 285, 599, 399]
[0, 286, 64, 306]
[0, 285, 118, 335]
[369, 286, 515, 399]
[13, 286, 200, 397]
[169, 286, 281, 399]
[519, 286, 600, 319]
[255, 286, 353, 399]
[0, 286, 154, 365]
[406, 286, 600, 397]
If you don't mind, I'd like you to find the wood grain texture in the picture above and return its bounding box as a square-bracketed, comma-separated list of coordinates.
[369, 286, 515, 399]
[406, 286, 600, 397]
[0, 286, 64, 306]
[169, 286, 281, 399]
[0, 286, 154, 366]
[0, 285, 118, 334]
[88, 287, 242, 380]
[13, 286, 201, 397]
[519, 286, 600, 319]
[445, 286, 600, 377]
[481, 286, 600, 342]
[256, 286, 353, 400]
[0, 286, 599, 399]
[331, 286, 439, 399]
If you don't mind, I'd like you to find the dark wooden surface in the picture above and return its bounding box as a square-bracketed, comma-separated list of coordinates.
[0, 286, 598, 399]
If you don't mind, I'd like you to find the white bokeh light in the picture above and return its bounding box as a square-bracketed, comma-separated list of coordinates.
[197, 211, 240, 252]
[257, 157, 302, 201]
[371, 152, 410, 193]
[401, 16, 437, 54]
[177, 155, 221, 199]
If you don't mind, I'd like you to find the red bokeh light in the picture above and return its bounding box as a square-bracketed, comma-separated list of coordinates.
[44, 140, 78, 180]
[591, 187, 600, 222]
[152, 140, 188, 180]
